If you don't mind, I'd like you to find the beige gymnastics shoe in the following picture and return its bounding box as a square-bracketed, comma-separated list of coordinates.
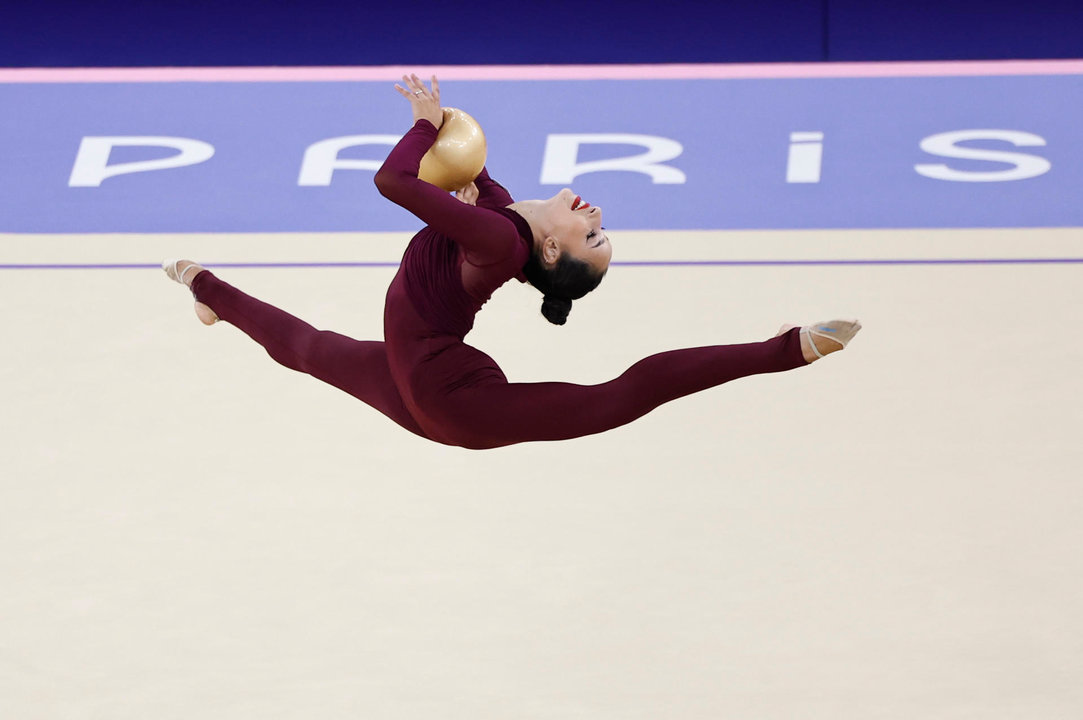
[778, 319, 862, 363]
[162, 258, 205, 287]
[162, 259, 218, 326]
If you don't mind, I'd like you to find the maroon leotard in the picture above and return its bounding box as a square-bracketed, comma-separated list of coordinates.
[190, 118, 808, 449]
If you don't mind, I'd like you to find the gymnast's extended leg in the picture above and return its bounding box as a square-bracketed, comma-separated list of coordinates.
[412, 326, 854, 449]
[164, 261, 427, 439]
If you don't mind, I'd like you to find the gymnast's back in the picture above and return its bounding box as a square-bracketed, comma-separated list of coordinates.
[374, 118, 533, 340]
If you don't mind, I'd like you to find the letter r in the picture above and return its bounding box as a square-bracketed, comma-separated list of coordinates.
[540, 134, 686, 184]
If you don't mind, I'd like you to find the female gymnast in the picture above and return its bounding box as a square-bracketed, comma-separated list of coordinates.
[163, 74, 860, 450]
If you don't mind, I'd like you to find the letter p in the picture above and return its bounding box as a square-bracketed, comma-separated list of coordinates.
[69, 136, 215, 187]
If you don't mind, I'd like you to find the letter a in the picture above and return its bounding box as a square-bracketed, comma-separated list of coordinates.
[298, 135, 401, 186]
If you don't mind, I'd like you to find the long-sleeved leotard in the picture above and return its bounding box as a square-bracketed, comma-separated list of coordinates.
[190, 118, 808, 449]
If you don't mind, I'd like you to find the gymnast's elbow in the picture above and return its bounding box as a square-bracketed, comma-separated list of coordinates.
[373, 167, 399, 198]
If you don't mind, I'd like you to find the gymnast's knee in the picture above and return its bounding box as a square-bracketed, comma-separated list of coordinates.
[267, 328, 333, 374]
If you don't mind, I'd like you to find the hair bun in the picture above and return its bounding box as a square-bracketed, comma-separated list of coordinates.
[540, 295, 573, 325]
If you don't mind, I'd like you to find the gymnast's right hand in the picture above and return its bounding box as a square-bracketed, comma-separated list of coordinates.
[394, 73, 443, 130]
[454, 182, 479, 206]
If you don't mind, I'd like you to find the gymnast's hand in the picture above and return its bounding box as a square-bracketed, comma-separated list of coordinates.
[395, 73, 443, 130]
[454, 182, 479, 206]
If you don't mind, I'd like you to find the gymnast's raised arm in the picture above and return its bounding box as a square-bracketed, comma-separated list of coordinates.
[373, 74, 521, 265]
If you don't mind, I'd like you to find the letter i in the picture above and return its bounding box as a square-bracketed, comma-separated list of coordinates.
[786, 132, 824, 183]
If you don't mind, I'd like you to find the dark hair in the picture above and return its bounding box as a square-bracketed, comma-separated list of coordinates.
[522, 249, 606, 325]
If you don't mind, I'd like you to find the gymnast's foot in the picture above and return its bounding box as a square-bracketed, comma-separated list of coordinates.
[777, 319, 861, 363]
[162, 259, 218, 326]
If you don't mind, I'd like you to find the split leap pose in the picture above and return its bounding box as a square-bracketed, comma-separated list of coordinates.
[163, 75, 860, 449]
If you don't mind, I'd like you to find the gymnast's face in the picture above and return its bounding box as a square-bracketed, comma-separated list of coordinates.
[539, 188, 612, 275]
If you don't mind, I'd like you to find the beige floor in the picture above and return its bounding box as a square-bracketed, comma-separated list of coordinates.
[2, 228, 1081, 719]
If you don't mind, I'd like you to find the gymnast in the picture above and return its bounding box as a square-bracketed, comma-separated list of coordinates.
[163, 74, 860, 449]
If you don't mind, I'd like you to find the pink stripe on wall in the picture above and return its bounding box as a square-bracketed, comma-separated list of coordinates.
[1, 59, 1082, 83]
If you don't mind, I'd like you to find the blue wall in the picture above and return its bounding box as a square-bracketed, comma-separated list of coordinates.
[829, 0, 1083, 61]
[2, 0, 1080, 67]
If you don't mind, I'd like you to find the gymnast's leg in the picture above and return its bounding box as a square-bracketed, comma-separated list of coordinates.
[418, 327, 842, 449]
[163, 261, 427, 439]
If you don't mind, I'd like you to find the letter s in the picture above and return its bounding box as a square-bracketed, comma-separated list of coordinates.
[914, 130, 1051, 182]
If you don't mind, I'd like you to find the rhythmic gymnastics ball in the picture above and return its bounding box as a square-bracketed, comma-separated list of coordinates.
[418, 107, 487, 191]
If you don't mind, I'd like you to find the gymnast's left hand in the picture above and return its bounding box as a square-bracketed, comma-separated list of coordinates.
[394, 74, 443, 130]
[454, 182, 479, 205]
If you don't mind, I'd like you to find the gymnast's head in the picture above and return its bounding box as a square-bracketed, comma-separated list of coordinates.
[512, 188, 612, 326]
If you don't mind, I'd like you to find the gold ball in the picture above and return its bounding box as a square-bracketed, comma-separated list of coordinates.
[418, 108, 487, 191]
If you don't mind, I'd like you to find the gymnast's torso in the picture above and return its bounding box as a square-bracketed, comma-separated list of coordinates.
[374, 119, 534, 439]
